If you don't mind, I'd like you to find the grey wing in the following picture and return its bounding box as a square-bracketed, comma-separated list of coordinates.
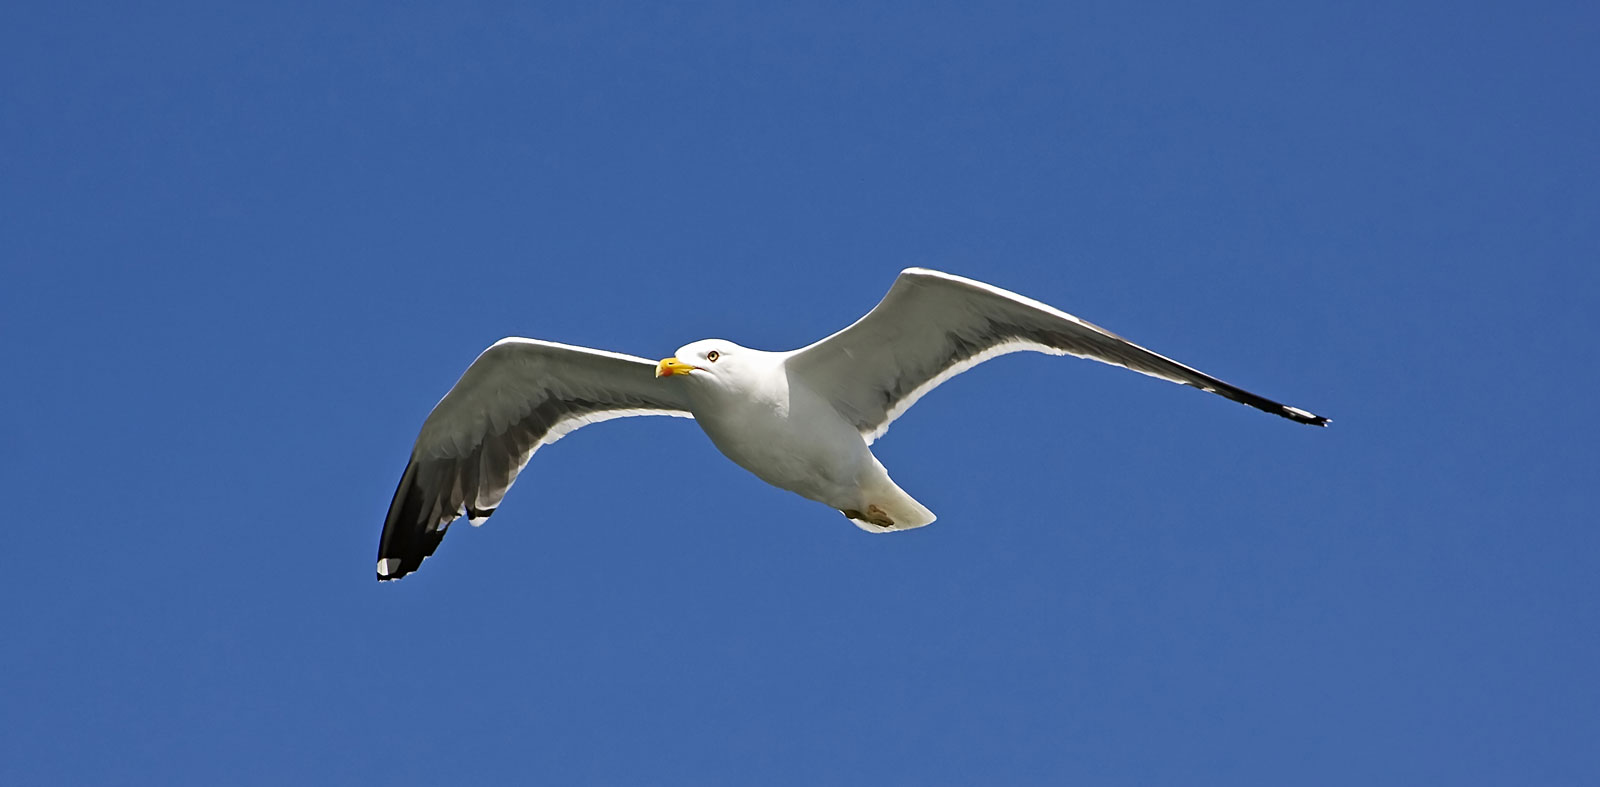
[377, 338, 693, 581]
[785, 268, 1328, 444]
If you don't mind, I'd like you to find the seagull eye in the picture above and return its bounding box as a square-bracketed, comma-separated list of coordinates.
[706, 350, 720, 362]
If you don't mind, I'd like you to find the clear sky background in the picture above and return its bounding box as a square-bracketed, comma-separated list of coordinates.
[3, 2, 1596, 784]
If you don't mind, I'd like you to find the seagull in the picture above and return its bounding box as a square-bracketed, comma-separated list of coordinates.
[377, 268, 1327, 580]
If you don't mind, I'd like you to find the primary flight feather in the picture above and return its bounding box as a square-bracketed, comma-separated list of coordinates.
[377, 268, 1327, 580]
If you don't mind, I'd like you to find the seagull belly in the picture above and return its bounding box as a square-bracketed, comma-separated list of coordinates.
[694, 388, 874, 507]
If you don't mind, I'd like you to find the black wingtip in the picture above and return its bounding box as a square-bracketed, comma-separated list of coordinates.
[1204, 381, 1329, 428]
[1281, 405, 1331, 427]
[376, 460, 449, 582]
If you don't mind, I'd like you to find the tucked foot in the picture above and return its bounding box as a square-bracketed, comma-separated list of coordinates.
[838, 505, 897, 531]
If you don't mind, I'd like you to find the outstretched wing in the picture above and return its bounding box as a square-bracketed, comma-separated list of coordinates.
[785, 268, 1327, 444]
[377, 338, 692, 581]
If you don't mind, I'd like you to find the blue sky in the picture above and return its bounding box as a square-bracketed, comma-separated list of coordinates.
[3, 2, 1596, 784]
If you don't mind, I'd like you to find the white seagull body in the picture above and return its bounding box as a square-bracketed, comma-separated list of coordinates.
[378, 268, 1327, 580]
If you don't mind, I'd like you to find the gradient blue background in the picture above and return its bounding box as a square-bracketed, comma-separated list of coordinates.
[4, 2, 1596, 784]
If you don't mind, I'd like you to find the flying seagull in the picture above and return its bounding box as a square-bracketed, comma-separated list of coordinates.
[377, 268, 1327, 580]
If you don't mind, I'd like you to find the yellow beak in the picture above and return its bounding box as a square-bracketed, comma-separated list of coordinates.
[655, 357, 698, 378]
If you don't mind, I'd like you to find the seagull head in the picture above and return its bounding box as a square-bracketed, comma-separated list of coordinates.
[656, 339, 742, 380]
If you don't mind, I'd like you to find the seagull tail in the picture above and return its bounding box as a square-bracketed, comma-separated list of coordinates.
[848, 481, 937, 533]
